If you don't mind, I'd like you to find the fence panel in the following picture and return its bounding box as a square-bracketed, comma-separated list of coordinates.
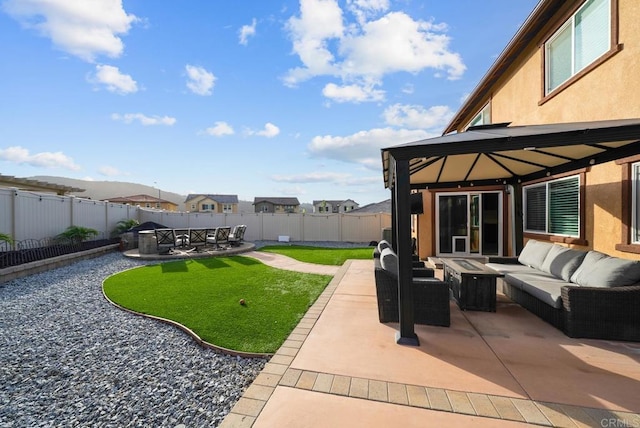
[261, 213, 303, 241]
[303, 215, 341, 241]
[14, 191, 72, 241]
[1, 192, 390, 244]
[341, 213, 391, 243]
[71, 198, 110, 239]
[0, 189, 13, 237]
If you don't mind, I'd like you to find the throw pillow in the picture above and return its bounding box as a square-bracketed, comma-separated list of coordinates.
[518, 240, 553, 270]
[540, 245, 587, 281]
[380, 247, 398, 276]
[571, 252, 640, 287]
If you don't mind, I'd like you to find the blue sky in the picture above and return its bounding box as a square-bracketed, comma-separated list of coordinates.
[0, 0, 539, 205]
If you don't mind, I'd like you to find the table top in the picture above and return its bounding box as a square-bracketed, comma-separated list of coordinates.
[441, 258, 504, 277]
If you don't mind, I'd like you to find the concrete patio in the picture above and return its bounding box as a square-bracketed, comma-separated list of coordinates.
[220, 256, 640, 427]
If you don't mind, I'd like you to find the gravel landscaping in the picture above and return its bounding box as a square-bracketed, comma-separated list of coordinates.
[0, 252, 267, 427]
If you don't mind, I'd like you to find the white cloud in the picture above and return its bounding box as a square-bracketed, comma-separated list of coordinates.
[347, 0, 389, 24]
[2, 0, 138, 62]
[248, 122, 280, 138]
[271, 171, 351, 183]
[98, 165, 128, 176]
[401, 83, 414, 94]
[111, 113, 176, 126]
[340, 12, 465, 79]
[308, 127, 434, 169]
[239, 18, 257, 45]
[279, 186, 307, 196]
[283, 0, 344, 87]
[382, 104, 453, 130]
[0, 146, 81, 170]
[204, 121, 235, 137]
[185, 65, 216, 96]
[90, 64, 138, 94]
[284, 3, 466, 101]
[322, 82, 384, 103]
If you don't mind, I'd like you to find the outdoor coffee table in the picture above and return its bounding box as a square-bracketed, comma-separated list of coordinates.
[442, 258, 504, 312]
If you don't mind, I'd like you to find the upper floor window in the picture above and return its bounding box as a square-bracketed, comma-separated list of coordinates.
[632, 162, 640, 244]
[545, 0, 610, 95]
[223, 204, 233, 213]
[524, 175, 580, 237]
[467, 103, 491, 129]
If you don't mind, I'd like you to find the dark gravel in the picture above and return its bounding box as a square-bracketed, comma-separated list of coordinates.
[0, 252, 267, 428]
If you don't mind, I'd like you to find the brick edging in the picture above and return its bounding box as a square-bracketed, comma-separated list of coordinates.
[0, 244, 120, 284]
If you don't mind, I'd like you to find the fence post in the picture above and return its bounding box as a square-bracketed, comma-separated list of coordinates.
[10, 187, 18, 242]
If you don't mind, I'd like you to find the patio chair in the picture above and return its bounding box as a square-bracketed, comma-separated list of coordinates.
[188, 228, 208, 251]
[174, 229, 190, 249]
[228, 225, 246, 246]
[155, 228, 177, 254]
[206, 226, 231, 250]
[374, 247, 450, 327]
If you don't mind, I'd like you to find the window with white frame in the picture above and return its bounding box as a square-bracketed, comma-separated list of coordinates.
[223, 204, 232, 213]
[524, 175, 580, 237]
[632, 162, 640, 244]
[467, 103, 491, 129]
[545, 0, 610, 95]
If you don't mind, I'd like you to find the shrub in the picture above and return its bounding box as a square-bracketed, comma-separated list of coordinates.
[57, 226, 99, 244]
[112, 219, 140, 237]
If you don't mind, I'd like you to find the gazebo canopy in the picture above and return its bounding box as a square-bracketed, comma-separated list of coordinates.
[382, 119, 640, 189]
[380, 118, 640, 346]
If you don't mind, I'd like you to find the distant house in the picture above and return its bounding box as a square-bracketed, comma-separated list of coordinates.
[253, 197, 300, 214]
[105, 194, 178, 211]
[185, 194, 238, 213]
[313, 199, 359, 213]
[0, 174, 84, 196]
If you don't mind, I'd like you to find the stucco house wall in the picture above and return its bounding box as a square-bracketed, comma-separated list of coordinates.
[417, 0, 640, 260]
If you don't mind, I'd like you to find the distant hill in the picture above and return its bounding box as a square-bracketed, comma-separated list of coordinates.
[29, 176, 189, 210]
[26, 176, 389, 214]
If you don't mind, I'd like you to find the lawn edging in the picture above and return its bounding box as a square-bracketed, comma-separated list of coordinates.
[101, 285, 273, 359]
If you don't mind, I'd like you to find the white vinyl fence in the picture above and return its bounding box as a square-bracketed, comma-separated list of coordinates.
[0, 188, 391, 243]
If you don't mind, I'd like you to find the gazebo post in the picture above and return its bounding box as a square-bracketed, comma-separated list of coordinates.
[512, 183, 524, 255]
[393, 158, 419, 346]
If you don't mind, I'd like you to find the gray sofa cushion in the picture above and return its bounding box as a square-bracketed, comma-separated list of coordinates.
[570, 251, 640, 287]
[519, 280, 566, 309]
[380, 247, 398, 277]
[506, 272, 569, 308]
[540, 245, 587, 281]
[485, 263, 538, 275]
[518, 240, 553, 270]
[505, 270, 560, 291]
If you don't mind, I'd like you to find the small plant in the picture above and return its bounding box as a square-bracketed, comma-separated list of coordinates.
[112, 218, 139, 237]
[0, 233, 14, 245]
[57, 226, 99, 244]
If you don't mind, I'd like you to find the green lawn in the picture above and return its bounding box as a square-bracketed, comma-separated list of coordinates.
[259, 245, 374, 265]
[103, 256, 332, 354]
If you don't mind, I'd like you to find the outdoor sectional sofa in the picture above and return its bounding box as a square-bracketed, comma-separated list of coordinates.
[373, 241, 450, 327]
[486, 240, 640, 342]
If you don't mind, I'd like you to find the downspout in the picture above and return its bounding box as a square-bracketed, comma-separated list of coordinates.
[508, 184, 516, 256]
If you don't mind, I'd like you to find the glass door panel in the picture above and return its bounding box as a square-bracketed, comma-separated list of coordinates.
[481, 193, 500, 255]
[438, 195, 468, 254]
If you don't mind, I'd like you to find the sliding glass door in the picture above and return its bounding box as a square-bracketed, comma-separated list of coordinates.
[436, 192, 502, 256]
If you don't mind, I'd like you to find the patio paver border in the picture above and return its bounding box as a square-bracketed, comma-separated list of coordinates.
[220, 261, 640, 428]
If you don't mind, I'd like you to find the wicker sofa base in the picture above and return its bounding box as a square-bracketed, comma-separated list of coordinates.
[501, 278, 640, 342]
[374, 267, 450, 327]
[501, 280, 565, 331]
